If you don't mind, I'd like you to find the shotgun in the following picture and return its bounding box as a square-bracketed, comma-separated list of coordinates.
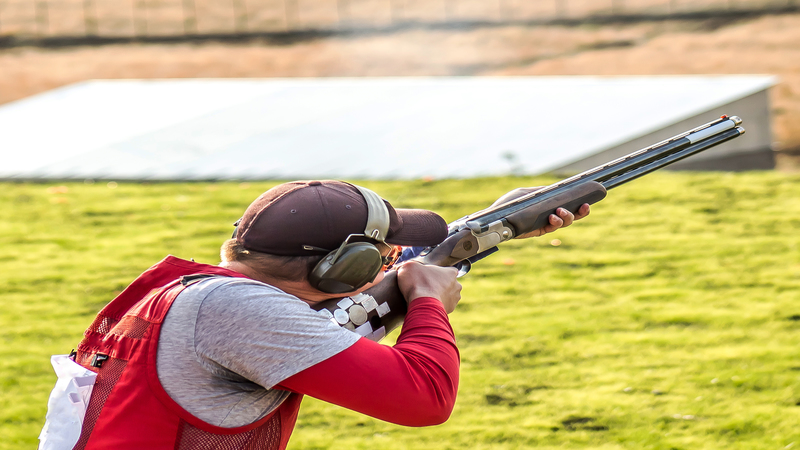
[313, 115, 745, 341]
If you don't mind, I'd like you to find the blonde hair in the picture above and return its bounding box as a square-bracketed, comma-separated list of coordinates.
[220, 239, 322, 282]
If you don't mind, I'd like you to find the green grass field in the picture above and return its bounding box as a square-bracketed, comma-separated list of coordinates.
[2, 172, 799, 449]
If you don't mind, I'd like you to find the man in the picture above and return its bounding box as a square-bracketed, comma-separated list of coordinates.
[53, 180, 587, 449]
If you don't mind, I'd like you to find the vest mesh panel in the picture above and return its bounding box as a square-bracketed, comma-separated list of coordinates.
[109, 315, 150, 340]
[73, 358, 128, 450]
[175, 416, 283, 450]
[74, 313, 152, 449]
[88, 315, 119, 335]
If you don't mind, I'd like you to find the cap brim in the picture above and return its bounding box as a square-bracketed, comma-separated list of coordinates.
[386, 209, 448, 247]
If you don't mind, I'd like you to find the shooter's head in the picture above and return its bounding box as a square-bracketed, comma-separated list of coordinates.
[224, 180, 447, 293]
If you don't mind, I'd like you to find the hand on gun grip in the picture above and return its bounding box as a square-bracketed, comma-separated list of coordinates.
[396, 262, 461, 314]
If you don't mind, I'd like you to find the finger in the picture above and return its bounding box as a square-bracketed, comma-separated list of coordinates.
[545, 213, 563, 232]
[556, 207, 575, 227]
[575, 203, 591, 220]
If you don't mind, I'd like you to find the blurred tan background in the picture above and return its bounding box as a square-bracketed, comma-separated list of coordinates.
[0, 0, 797, 168]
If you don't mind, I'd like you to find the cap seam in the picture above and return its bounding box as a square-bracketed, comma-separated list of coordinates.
[312, 186, 334, 246]
[238, 183, 305, 244]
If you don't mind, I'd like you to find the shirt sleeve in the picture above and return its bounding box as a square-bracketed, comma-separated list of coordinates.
[193, 278, 361, 389]
[276, 297, 460, 427]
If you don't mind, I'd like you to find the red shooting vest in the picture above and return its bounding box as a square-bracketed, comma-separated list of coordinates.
[71, 256, 303, 450]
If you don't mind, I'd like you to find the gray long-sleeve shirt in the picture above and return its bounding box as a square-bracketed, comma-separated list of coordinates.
[156, 277, 359, 428]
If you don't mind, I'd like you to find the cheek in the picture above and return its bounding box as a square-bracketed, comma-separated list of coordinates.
[361, 270, 385, 292]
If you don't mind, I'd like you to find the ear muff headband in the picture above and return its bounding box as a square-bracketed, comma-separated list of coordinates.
[308, 184, 391, 294]
[353, 185, 390, 242]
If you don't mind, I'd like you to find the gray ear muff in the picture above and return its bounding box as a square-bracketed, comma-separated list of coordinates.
[309, 242, 383, 294]
[308, 184, 391, 294]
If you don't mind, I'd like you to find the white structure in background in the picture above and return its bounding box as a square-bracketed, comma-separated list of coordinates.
[0, 76, 775, 181]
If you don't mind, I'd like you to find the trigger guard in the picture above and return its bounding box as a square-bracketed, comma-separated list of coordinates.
[455, 260, 472, 278]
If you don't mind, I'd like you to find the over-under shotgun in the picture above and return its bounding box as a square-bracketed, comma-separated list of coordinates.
[314, 115, 745, 341]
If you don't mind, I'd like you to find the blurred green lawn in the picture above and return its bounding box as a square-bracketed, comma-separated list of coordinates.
[1, 173, 799, 449]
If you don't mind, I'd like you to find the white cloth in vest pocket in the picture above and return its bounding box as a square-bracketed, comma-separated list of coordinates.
[38, 354, 97, 450]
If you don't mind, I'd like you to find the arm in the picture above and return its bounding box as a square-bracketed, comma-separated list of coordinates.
[280, 262, 462, 426]
[277, 297, 459, 426]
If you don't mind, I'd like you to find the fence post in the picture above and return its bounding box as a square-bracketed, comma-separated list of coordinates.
[182, 0, 197, 34]
[83, 0, 98, 36]
[337, 0, 349, 28]
[444, 0, 455, 20]
[284, 0, 298, 30]
[389, 0, 402, 24]
[35, 0, 49, 36]
[555, 0, 567, 17]
[133, 0, 147, 36]
[232, 0, 248, 32]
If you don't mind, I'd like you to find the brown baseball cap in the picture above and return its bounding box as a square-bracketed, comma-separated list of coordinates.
[235, 180, 448, 256]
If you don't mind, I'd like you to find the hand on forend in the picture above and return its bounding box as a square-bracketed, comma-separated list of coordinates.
[515, 203, 590, 239]
[488, 187, 591, 240]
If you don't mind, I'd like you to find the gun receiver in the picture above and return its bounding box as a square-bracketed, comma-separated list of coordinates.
[313, 116, 745, 340]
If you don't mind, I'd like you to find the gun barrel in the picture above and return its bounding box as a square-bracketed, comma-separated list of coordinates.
[601, 126, 745, 189]
[593, 117, 740, 183]
[554, 116, 739, 187]
[461, 115, 742, 230]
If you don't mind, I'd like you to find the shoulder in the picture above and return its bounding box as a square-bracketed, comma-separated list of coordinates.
[183, 276, 360, 388]
[181, 276, 348, 339]
[187, 276, 316, 318]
